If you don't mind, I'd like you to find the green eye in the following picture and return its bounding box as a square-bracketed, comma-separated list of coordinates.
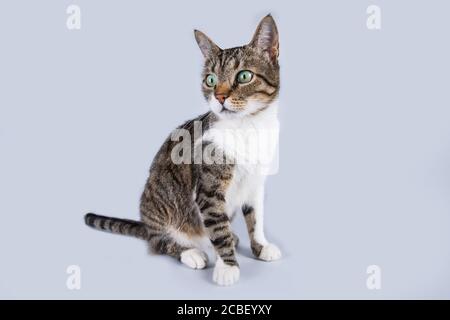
[205, 74, 217, 87]
[237, 70, 253, 84]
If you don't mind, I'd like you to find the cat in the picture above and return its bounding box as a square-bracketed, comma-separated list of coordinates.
[85, 14, 281, 286]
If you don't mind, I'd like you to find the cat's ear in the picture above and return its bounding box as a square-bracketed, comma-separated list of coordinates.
[250, 14, 279, 62]
[194, 30, 221, 58]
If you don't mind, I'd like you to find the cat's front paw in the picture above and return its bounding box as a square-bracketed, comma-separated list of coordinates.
[213, 263, 240, 286]
[258, 243, 282, 261]
[180, 248, 208, 269]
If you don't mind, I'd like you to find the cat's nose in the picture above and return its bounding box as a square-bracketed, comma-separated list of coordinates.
[215, 93, 229, 105]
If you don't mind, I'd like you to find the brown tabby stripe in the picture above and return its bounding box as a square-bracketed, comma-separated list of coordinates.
[254, 72, 277, 88]
[242, 205, 264, 257]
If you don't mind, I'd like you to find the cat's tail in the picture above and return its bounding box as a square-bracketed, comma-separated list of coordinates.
[84, 213, 149, 240]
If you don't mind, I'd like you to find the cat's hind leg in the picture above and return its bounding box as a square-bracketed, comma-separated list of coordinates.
[148, 229, 208, 270]
[141, 200, 208, 269]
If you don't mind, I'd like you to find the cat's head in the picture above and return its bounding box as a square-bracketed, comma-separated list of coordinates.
[195, 14, 280, 119]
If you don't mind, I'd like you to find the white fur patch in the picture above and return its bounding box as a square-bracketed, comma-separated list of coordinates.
[203, 102, 280, 176]
[180, 248, 208, 269]
[213, 258, 240, 286]
[259, 243, 282, 261]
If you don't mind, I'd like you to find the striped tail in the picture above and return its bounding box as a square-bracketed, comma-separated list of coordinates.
[84, 213, 149, 240]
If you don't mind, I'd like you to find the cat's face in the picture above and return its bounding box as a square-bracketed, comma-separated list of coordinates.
[195, 15, 280, 119]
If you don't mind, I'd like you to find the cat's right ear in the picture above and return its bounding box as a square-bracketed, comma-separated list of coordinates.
[194, 30, 221, 58]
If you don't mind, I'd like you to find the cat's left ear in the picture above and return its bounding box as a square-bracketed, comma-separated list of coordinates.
[250, 14, 279, 62]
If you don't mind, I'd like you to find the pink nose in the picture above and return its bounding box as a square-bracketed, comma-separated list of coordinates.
[215, 93, 229, 104]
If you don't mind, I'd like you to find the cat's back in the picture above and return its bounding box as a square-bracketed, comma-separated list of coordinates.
[141, 111, 216, 202]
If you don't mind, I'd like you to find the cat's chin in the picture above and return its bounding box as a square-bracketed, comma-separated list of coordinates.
[208, 100, 243, 120]
[214, 109, 243, 120]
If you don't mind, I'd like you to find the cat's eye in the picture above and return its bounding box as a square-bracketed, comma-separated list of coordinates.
[236, 70, 253, 84]
[205, 74, 217, 87]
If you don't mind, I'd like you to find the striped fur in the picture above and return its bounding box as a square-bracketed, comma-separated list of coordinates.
[85, 213, 149, 240]
[242, 205, 264, 257]
[196, 161, 238, 266]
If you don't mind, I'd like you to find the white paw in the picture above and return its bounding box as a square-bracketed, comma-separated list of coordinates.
[259, 243, 282, 261]
[213, 263, 240, 286]
[180, 248, 208, 269]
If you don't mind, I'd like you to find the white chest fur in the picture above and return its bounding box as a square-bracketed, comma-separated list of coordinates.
[203, 103, 280, 216]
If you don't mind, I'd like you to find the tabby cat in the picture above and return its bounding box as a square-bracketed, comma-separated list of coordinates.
[85, 14, 281, 286]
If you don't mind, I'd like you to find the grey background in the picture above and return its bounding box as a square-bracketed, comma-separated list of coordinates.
[1, 0, 449, 299]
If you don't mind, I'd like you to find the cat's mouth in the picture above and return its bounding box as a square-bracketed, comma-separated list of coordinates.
[220, 105, 237, 114]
